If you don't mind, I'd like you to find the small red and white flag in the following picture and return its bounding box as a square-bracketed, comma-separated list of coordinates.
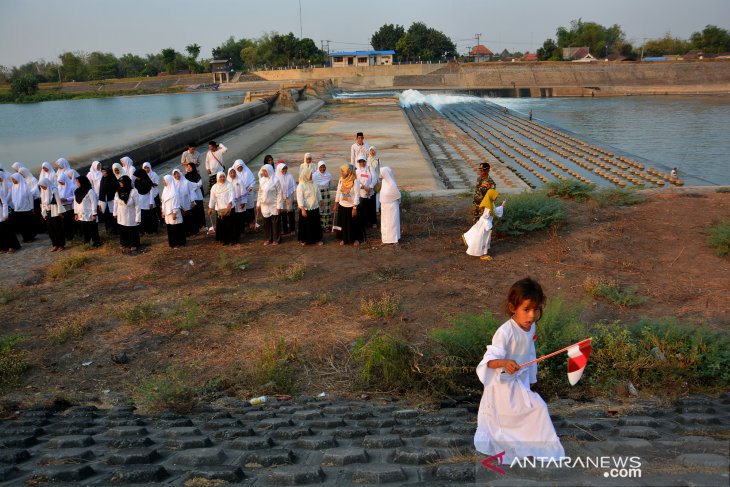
[567, 338, 592, 385]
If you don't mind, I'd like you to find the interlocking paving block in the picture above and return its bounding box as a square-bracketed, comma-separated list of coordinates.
[267, 465, 325, 485]
[202, 419, 243, 430]
[30, 465, 95, 482]
[210, 411, 232, 419]
[677, 453, 730, 468]
[107, 448, 159, 465]
[392, 409, 420, 420]
[566, 419, 610, 431]
[158, 417, 195, 427]
[185, 466, 245, 483]
[231, 436, 274, 450]
[363, 418, 397, 429]
[448, 424, 476, 435]
[245, 410, 277, 420]
[272, 426, 314, 440]
[108, 437, 154, 449]
[345, 411, 372, 420]
[593, 438, 653, 454]
[0, 466, 19, 482]
[676, 413, 722, 425]
[612, 426, 660, 440]
[308, 418, 346, 429]
[37, 448, 95, 466]
[212, 427, 256, 439]
[1, 427, 45, 437]
[439, 407, 470, 417]
[352, 464, 406, 484]
[320, 447, 368, 466]
[171, 447, 227, 466]
[292, 409, 323, 421]
[617, 416, 659, 427]
[258, 418, 294, 430]
[390, 425, 429, 437]
[333, 427, 370, 439]
[0, 449, 30, 465]
[242, 449, 295, 468]
[297, 436, 337, 450]
[362, 435, 403, 448]
[416, 415, 451, 427]
[107, 426, 149, 438]
[393, 446, 440, 465]
[159, 426, 202, 438]
[106, 418, 146, 427]
[373, 406, 397, 414]
[1, 436, 37, 448]
[8, 417, 49, 426]
[108, 465, 169, 483]
[435, 462, 476, 482]
[165, 436, 213, 450]
[556, 427, 602, 441]
[423, 434, 470, 448]
[47, 435, 95, 449]
[322, 405, 350, 414]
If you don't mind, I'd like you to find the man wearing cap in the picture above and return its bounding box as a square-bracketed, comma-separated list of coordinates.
[471, 162, 496, 224]
[350, 132, 370, 166]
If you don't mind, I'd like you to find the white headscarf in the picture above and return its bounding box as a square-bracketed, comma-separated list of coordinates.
[171, 168, 192, 209]
[161, 174, 178, 204]
[233, 159, 256, 190]
[88, 161, 102, 183]
[210, 171, 232, 199]
[40, 162, 56, 184]
[227, 167, 245, 205]
[38, 177, 58, 208]
[112, 163, 127, 179]
[276, 163, 296, 198]
[10, 173, 33, 211]
[55, 157, 71, 176]
[297, 163, 319, 209]
[379, 167, 401, 204]
[142, 162, 160, 186]
[120, 156, 135, 174]
[258, 163, 277, 202]
[12, 162, 25, 173]
[56, 172, 75, 201]
[313, 161, 332, 188]
[0, 172, 11, 207]
[19, 167, 39, 199]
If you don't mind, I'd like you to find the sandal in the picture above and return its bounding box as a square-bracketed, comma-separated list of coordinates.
[480, 255, 492, 261]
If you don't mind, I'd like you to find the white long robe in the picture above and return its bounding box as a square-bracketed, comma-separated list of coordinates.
[464, 206, 504, 257]
[379, 167, 400, 244]
[474, 319, 564, 462]
[113, 190, 141, 227]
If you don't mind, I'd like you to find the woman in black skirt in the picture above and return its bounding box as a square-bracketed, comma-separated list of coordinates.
[113, 176, 141, 252]
[134, 167, 158, 235]
[0, 176, 20, 253]
[207, 172, 235, 245]
[296, 163, 323, 245]
[333, 164, 362, 246]
[161, 175, 186, 248]
[38, 177, 66, 251]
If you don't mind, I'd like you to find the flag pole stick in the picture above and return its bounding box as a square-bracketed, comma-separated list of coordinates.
[519, 338, 591, 368]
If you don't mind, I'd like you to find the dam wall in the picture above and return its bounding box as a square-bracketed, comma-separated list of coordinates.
[254, 61, 730, 96]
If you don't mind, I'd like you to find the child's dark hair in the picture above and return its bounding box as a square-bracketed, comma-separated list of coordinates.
[506, 277, 546, 321]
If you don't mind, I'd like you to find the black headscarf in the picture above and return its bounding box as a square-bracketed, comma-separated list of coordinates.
[134, 167, 155, 195]
[117, 176, 132, 203]
[184, 163, 201, 183]
[74, 175, 92, 204]
[98, 166, 119, 202]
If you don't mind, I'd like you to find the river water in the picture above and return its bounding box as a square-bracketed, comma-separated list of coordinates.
[0, 91, 244, 169]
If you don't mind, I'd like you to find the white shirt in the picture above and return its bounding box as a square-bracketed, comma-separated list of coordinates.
[356, 165, 375, 198]
[113, 190, 142, 227]
[40, 186, 65, 218]
[205, 144, 228, 175]
[334, 179, 361, 208]
[161, 192, 182, 225]
[73, 190, 98, 222]
[256, 177, 282, 218]
[209, 184, 233, 212]
[350, 141, 370, 165]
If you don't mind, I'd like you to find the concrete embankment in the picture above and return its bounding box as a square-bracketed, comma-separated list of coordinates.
[67, 99, 271, 170]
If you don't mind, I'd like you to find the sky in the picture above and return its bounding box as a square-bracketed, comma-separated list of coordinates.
[0, 0, 728, 67]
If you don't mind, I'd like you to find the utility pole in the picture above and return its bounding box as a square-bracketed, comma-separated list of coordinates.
[474, 33, 482, 49]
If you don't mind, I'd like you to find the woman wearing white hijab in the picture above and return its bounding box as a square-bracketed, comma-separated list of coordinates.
[379, 167, 401, 245]
[57, 171, 77, 240]
[368, 145, 382, 213]
[88, 161, 103, 195]
[0, 169, 12, 211]
[227, 166, 246, 243]
[276, 162, 297, 236]
[120, 156, 136, 185]
[55, 158, 79, 183]
[73, 175, 101, 247]
[38, 177, 66, 251]
[11, 162, 25, 173]
[233, 159, 256, 229]
[301, 153, 316, 175]
[161, 175, 186, 248]
[141, 162, 163, 225]
[256, 164, 282, 246]
[19, 167, 43, 234]
[40, 162, 57, 185]
[296, 163, 323, 246]
[172, 168, 198, 236]
[0, 175, 21, 253]
[10, 173, 36, 243]
[313, 161, 333, 233]
[208, 171, 235, 245]
[111, 163, 127, 180]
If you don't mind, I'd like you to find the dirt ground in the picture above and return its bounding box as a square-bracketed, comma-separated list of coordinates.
[1, 187, 728, 410]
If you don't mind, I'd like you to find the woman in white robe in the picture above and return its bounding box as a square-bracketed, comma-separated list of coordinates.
[378, 167, 401, 245]
[38, 177, 66, 251]
[40, 162, 56, 186]
[208, 172, 235, 245]
[73, 175, 100, 247]
[172, 168, 198, 236]
[19, 167, 43, 233]
[142, 162, 163, 225]
[313, 161, 333, 232]
[161, 175, 185, 248]
[120, 156, 136, 185]
[0, 174, 21, 252]
[276, 163, 297, 235]
[463, 189, 505, 260]
[112, 162, 127, 180]
[227, 167, 246, 243]
[256, 164, 282, 245]
[10, 173, 36, 243]
[296, 163, 322, 245]
[233, 159, 256, 228]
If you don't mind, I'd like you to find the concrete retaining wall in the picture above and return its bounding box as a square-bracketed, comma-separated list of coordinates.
[67, 100, 270, 170]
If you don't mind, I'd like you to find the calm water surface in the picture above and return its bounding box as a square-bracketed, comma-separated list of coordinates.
[0, 91, 244, 169]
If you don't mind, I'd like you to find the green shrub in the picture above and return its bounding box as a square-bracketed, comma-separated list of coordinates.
[46, 254, 90, 280]
[706, 221, 730, 256]
[250, 338, 300, 395]
[135, 365, 198, 413]
[0, 335, 29, 391]
[583, 276, 648, 307]
[592, 187, 646, 208]
[173, 298, 200, 330]
[353, 330, 417, 390]
[430, 311, 499, 366]
[400, 190, 424, 210]
[216, 251, 250, 271]
[48, 321, 91, 345]
[715, 187, 730, 194]
[495, 191, 566, 236]
[360, 293, 399, 318]
[546, 179, 595, 202]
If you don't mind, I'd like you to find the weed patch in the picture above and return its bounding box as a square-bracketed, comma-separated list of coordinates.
[170, 298, 200, 330]
[217, 251, 250, 271]
[353, 330, 417, 390]
[592, 188, 646, 208]
[249, 338, 300, 395]
[316, 292, 328, 306]
[0, 335, 29, 391]
[546, 179, 595, 202]
[134, 366, 199, 413]
[277, 262, 306, 282]
[0, 287, 20, 305]
[118, 303, 161, 324]
[706, 221, 730, 256]
[361, 292, 399, 318]
[48, 321, 91, 345]
[496, 191, 566, 236]
[716, 187, 730, 194]
[583, 276, 648, 307]
[401, 190, 425, 210]
[46, 254, 90, 280]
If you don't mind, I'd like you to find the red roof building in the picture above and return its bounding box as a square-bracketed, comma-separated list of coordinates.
[469, 44, 494, 62]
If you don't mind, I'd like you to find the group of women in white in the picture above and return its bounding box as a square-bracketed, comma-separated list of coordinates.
[0, 146, 402, 253]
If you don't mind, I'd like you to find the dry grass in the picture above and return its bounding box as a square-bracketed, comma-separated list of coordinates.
[46, 254, 90, 280]
[277, 262, 306, 282]
[48, 321, 91, 345]
[360, 293, 400, 318]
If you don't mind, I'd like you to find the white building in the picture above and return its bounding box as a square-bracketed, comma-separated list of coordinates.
[329, 50, 395, 67]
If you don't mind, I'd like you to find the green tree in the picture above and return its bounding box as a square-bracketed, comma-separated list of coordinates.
[87, 51, 119, 80]
[371, 23, 405, 51]
[690, 25, 730, 53]
[240, 46, 259, 69]
[395, 22, 456, 62]
[537, 38, 560, 60]
[11, 74, 38, 96]
[643, 34, 692, 56]
[118, 53, 146, 77]
[212, 36, 254, 69]
[161, 48, 178, 74]
[185, 43, 202, 73]
[554, 19, 626, 58]
[59, 51, 88, 81]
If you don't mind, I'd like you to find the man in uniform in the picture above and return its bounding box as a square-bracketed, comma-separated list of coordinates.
[471, 162, 496, 224]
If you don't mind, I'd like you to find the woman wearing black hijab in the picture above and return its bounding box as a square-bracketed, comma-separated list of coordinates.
[183, 161, 205, 233]
[134, 168, 158, 235]
[98, 165, 119, 234]
[73, 175, 101, 247]
[113, 175, 141, 252]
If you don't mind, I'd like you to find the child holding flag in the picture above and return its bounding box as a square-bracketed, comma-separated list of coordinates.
[474, 277, 565, 463]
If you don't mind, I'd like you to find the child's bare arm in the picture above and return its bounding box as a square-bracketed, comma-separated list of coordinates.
[487, 359, 521, 374]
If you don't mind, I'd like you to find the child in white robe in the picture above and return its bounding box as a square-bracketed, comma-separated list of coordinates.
[463, 188, 505, 260]
[474, 277, 564, 463]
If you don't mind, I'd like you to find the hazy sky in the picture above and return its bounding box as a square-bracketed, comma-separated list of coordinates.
[1, 0, 727, 67]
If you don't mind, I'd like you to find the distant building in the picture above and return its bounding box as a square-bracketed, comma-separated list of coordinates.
[572, 52, 597, 62]
[329, 50, 395, 67]
[521, 52, 538, 62]
[469, 44, 494, 62]
[606, 53, 628, 62]
[211, 59, 232, 83]
[562, 46, 590, 60]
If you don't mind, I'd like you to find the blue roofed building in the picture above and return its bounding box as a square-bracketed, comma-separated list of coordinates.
[329, 50, 395, 67]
